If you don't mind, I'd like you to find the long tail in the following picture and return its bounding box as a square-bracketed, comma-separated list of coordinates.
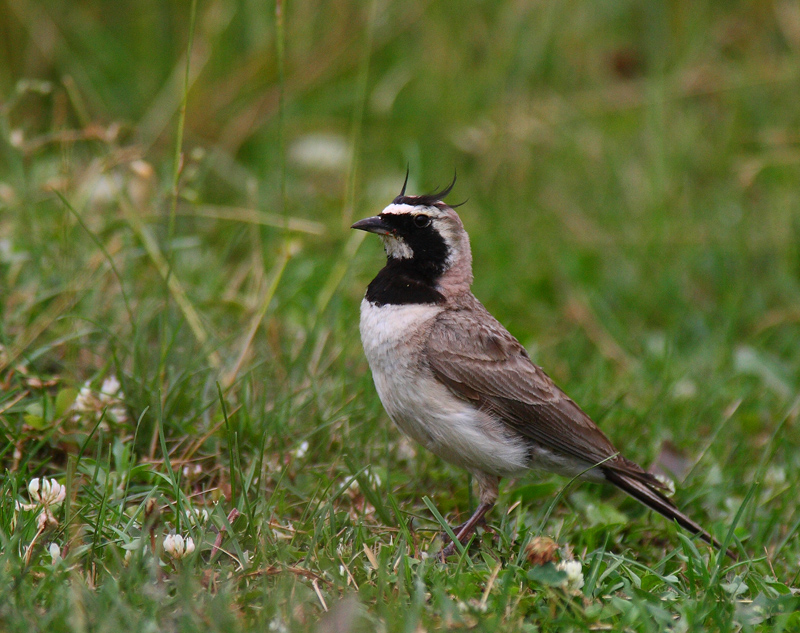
[603, 469, 737, 560]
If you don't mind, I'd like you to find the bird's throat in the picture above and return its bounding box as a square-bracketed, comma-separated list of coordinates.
[365, 259, 445, 306]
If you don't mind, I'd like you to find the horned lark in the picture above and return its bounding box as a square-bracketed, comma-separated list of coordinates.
[353, 174, 730, 558]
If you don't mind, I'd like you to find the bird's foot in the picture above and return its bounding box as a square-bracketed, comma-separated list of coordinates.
[440, 540, 459, 560]
[437, 501, 495, 561]
[439, 516, 490, 559]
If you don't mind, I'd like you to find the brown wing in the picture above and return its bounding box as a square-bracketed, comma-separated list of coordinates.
[427, 300, 617, 463]
[424, 300, 645, 480]
[424, 299, 731, 556]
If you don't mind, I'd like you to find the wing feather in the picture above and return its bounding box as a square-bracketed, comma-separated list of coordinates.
[425, 300, 653, 482]
[422, 298, 729, 555]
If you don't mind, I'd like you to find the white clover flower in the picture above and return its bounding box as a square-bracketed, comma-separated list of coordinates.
[163, 534, 195, 559]
[268, 617, 289, 633]
[183, 463, 203, 481]
[16, 499, 36, 512]
[183, 507, 209, 527]
[99, 376, 121, 399]
[293, 440, 309, 459]
[341, 477, 360, 493]
[48, 542, 62, 564]
[28, 477, 66, 507]
[163, 534, 178, 556]
[557, 560, 585, 593]
[37, 509, 57, 530]
[16, 478, 64, 541]
[73, 383, 95, 415]
[72, 376, 128, 424]
[110, 406, 128, 423]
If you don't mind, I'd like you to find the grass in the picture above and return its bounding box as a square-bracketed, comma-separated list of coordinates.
[2, 0, 800, 630]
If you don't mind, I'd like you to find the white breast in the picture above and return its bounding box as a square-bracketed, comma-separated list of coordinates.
[359, 299, 530, 478]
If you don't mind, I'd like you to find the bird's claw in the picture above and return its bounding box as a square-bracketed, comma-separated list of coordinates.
[439, 516, 490, 560]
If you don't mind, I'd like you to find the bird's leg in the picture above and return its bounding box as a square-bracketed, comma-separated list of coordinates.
[441, 501, 493, 558]
[449, 514, 488, 535]
[440, 474, 499, 559]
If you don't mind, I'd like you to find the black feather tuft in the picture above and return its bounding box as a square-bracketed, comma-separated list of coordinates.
[399, 166, 409, 197]
[393, 169, 457, 207]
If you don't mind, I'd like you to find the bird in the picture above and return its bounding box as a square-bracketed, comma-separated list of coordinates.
[352, 172, 732, 559]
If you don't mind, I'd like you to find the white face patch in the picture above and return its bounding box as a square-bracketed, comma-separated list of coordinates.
[430, 217, 462, 268]
[381, 234, 413, 259]
[380, 203, 446, 218]
[380, 203, 417, 215]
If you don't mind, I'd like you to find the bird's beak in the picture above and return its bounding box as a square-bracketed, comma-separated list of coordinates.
[351, 216, 392, 235]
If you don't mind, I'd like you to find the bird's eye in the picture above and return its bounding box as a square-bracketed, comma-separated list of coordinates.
[413, 214, 431, 228]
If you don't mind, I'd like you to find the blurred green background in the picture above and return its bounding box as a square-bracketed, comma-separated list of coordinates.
[2, 0, 800, 630]
[3, 0, 799, 439]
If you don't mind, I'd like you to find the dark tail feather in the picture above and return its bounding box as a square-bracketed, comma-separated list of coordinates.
[604, 469, 737, 560]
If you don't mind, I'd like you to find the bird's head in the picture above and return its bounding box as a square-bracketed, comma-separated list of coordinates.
[351, 172, 473, 294]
